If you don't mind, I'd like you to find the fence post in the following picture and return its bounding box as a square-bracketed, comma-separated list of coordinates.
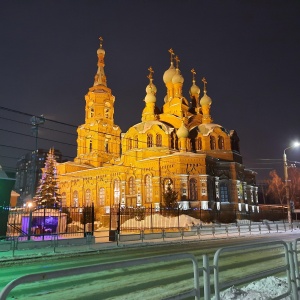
[238, 224, 240, 236]
[27, 210, 33, 241]
[259, 224, 261, 234]
[141, 230, 144, 242]
[52, 234, 58, 252]
[288, 242, 298, 299]
[203, 254, 211, 300]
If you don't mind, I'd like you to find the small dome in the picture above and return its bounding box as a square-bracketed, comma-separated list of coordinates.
[146, 83, 157, 94]
[163, 62, 177, 84]
[200, 93, 212, 106]
[177, 123, 189, 138]
[97, 48, 105, 56]
[172, 69, 184, 84]
[190, 82, 200, 95]
[145, 93, 156, 103]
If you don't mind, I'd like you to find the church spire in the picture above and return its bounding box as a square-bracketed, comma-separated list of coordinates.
[142, 66, 157, 122]
[93, 37, 107, 87]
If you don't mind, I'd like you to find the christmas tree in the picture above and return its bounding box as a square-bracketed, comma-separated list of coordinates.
[33, 148, 61, 208]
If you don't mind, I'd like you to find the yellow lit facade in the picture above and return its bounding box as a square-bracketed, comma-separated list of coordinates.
[57, 39, 258, 213]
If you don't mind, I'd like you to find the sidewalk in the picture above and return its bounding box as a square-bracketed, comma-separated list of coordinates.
[1, 227, 299, 263]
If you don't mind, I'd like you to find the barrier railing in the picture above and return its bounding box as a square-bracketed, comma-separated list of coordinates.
[0, 253, 201, 300]
[2, 239, 300, 299]
[213, 240, 297, 300]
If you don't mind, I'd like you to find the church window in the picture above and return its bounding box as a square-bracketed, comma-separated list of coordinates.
[210, 136, 216, 150]
[218, 136, 224, 149]
[134, 136, 138, 148]
[128, 138, 132, 150]
[145, 175, 152, 203]
[163, 178, 173, 191]
[189, 178, 197, 200]
[197, 138, 202, 150]
[220, 182, 229, 202]
[104, 107, 109, 118]
[89, 107, 94, 118]
[99, 188, 105, 206]
[61, 192, 66, 207]
[156, 134, 162, 147]
[105, 139, 109, 153]
[73, 191, 79, 207]
[85, 189, 91, 205]
[128, 177, 136, 195]
[147, 134, 153, 147]
[114, 179, 120, 205]
[89, 139, 92, 152]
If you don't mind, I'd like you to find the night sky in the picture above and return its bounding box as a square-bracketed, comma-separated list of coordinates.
[1, 1, 300, 181]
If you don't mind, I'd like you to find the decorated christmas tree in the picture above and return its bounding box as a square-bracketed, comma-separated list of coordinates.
[33, 148, 61, 208]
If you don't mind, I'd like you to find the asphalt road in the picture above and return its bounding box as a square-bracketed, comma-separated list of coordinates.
[1, 232, 299, 299]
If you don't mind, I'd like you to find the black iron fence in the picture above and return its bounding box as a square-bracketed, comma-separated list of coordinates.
[2, 203, 288, 240]
[109, 204, 288, 232]
[4, 205, 95, 240]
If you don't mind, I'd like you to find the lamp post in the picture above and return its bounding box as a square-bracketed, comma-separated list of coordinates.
[30, 115, 45, 198]
[283, 141, 300, 226]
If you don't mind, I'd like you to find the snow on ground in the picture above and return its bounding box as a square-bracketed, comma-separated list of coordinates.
[122, 213, 201, 228]
[214, 276, 291, 300]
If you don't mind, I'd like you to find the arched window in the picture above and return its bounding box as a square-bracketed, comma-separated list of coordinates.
[99, 188, 105, 206]
[73, 191, 79, 207]
[219, 182, 229, 202]
[197, 138, 202, 150]
[163, 178, 173, 191]
[104, 107, 109, 118]
[210, 136, 216, 150]
[128, 177, 136, 195]
[145, 175, 152, 203]
[85, 189, 91, 205]
[147, 134, 153, 147]
[89, 139, 93, 152]
[218, 136, 224, 149]
[134, 135, 138, 148]
[89, 107, 94, 118]
[128, 138, 132, 150]
[105, 139, 109, 153]
[189, 179, 197, 200]
[156, 134, 162, 147]
[114, 179, 120, 205]
[61, 192, 66, 207]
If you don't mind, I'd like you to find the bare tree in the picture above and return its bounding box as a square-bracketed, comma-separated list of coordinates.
[266, 170, 285, 205]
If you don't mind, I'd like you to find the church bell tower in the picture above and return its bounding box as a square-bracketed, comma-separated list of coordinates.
[75, 37, 121, 167]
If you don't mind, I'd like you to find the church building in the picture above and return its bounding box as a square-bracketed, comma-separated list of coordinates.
[57, 38, 258, 214]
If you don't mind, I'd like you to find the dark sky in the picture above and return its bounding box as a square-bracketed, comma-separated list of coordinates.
[1, 0, 300, 181]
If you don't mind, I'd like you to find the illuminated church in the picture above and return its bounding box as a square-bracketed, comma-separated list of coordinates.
[57, 38, 258, 213]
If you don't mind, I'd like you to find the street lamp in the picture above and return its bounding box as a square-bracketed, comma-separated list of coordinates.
[283, 141, 300, 226]
[30, 115, 45, 198]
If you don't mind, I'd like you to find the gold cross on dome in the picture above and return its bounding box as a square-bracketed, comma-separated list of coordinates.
[147, 66, 154, 80]
[168, 48, 174, 62]
[191, 69, 196, 81]
[202, 77, 207, 92]
[174, 55, 180, 69]
[99, 36, 103, 48]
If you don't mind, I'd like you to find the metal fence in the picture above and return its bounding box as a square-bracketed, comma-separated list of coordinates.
[1, 240, 300, 300]
[4, 205, 95, 240]
[3, 204, 288, 240]
[109, 205, 288, 232]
